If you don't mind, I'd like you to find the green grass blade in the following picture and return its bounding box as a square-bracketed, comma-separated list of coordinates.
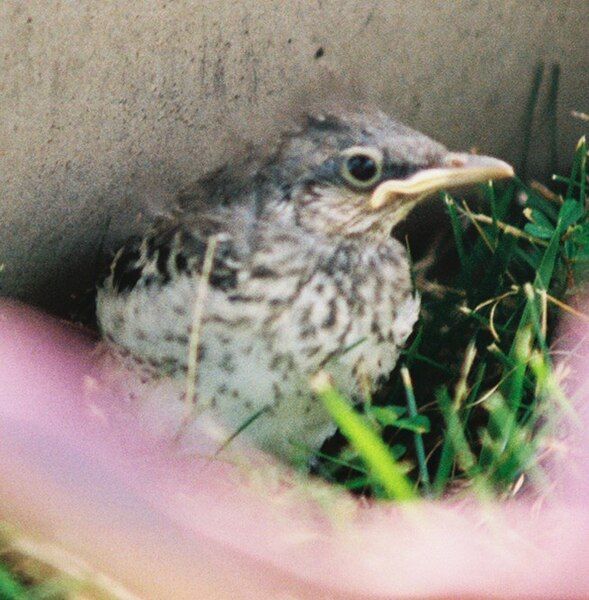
[216, 406, 269, 456]
[0, 563, 27, 600]
[575, 136, 587, 204]
[401, 366, 431, 493]
[545, 63, 560, 176]
[520, 61, 544, 179]
[432, 435, 454, 496]
[444, 194, 468, 269]
[436, 388, 478, 476]
[313, 373, 416, 501]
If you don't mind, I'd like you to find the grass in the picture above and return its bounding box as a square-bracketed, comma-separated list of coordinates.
[0, 550, 67, 600]
[0, 563, 28, 600]
[313, 137, 588, 500]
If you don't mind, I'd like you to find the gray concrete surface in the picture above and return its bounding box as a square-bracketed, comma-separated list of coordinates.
[1, 1, 587, 310]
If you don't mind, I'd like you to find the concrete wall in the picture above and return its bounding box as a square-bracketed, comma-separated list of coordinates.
[1, 1, 587, 310]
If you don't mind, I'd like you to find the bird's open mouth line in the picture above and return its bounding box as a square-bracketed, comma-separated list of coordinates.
[370, 154, 514, 210]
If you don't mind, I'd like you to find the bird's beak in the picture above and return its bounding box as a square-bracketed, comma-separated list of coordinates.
[369, 153, 514, 210]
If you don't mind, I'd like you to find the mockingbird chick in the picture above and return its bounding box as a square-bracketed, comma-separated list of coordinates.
[97, 110, 513, 462]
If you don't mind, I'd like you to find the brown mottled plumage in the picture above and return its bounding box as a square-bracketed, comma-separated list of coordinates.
[97, 110, 513, 462]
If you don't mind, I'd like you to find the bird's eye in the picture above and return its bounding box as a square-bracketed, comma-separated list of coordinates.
[340, 147, 383, 189]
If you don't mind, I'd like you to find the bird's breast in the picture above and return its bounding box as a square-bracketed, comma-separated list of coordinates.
[266, 240, 419, 392]
[96, 234, 420, 460]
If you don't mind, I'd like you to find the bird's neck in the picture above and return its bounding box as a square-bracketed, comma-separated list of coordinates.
[297, 228, 408, 275]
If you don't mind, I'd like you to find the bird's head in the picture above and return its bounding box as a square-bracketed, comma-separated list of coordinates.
[261, 110, 514, 240]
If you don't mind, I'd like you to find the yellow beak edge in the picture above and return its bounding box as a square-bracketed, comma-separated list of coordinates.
[370, 153, 514, 210]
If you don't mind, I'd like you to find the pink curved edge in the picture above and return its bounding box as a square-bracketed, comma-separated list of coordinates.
[0, 301, 588, 599]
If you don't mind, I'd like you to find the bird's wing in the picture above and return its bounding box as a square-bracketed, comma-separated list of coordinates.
[103, 197, 254, 297]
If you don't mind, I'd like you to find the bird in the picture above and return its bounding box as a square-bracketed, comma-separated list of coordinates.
[96, 110, 513, 463]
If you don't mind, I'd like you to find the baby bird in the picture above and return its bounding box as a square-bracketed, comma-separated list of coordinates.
[97, 110, 513, 462]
